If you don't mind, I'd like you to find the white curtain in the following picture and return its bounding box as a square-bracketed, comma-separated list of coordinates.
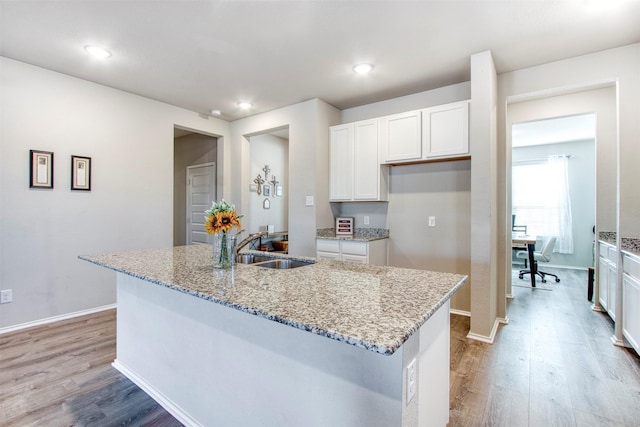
[546, 155, 573, 253]
[512, 154, 573, 254]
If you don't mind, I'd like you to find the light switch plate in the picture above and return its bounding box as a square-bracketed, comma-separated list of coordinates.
[428, 216, 436, 227]
[305, 195, 314, 206]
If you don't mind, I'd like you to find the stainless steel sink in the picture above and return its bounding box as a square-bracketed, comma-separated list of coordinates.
[252, 258, 315, 269]
[236, 254, 275, 264]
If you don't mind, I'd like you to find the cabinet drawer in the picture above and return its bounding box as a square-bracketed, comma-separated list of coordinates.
[599, 242, 610, 259]
[341, 241, 368, 256]
[624, 253, 640, 280]
[316, 251, 341, 261]
[341, 254, 368, 264]
[316, 239, 340, 253]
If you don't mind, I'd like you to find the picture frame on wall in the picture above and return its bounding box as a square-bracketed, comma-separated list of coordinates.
[71, 155, 91, 191]
[29, 150, 54, 189]
[263, 184, 271, 197]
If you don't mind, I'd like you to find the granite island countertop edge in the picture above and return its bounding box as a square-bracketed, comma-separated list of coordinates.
[79, 246, 466, 356]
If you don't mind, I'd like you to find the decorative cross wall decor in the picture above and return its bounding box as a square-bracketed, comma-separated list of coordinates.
[253, 174, 265, 195]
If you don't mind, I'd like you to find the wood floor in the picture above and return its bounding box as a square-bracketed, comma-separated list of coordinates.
[449, 268, 640, 426]
[1, 267, 639, 426]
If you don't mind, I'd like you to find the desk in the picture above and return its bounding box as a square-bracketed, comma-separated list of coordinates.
[513, 235, 537, 288]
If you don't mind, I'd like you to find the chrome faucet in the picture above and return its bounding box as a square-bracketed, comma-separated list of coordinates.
[234, 230, 269, 259]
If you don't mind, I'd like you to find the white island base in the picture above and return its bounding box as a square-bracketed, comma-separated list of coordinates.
[114, 273, 451, 427]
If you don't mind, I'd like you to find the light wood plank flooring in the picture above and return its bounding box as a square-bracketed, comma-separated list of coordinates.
[1, 268, 639, 426]
[449, 268, 640, 426]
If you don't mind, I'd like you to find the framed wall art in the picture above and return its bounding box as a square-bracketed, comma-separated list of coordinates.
[263, 184, 271, 197]
[71, 155, 91, 191]
[29, 150, 54, 189]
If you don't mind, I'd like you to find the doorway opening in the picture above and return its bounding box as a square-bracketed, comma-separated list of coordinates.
[173, 127, 218, 246]
[506, 85, 617, 299]
[246, 127, 289, 236]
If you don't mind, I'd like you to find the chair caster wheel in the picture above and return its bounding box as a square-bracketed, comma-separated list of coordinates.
[542, 279, 547, 283]
[555, 278, 560, 282]
[518, 275, 523, 279]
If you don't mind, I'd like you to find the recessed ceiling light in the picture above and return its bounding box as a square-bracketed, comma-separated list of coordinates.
[353, 63, 374, 75]
[210, 109, 222, 116]
[84, 45, 112, 59]
[237, 102, 253, 110]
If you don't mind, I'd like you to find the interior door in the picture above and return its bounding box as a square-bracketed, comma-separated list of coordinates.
[187, 163, 216, 244]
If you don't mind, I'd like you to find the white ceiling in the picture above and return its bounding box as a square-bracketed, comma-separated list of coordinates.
[512, 113, 597, 147]
[1, 1, 639, 121]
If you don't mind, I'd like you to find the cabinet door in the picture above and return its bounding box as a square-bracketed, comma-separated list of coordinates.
[423, 101, 469, 158]
[353, 119, 380, 200]
[329, 124, 354, 201]
[599, 258, 609, 311]
[381, 111, 422, 162]
[623, 273, 640, 354]
[608, 263, 617, 320]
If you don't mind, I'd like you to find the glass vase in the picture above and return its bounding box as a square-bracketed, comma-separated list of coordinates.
[212, 232, 235, 269]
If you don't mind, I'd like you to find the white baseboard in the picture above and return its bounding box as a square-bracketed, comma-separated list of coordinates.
[113, 359, 202, 427]
[466, 317, 502, 344]
[0, 304, 116, 335]
[450, 308, 471, 317]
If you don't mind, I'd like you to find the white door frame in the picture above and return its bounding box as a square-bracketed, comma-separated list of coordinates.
[186, 162, 216, 245]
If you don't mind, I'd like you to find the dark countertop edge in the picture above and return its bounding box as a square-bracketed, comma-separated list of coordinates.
[78, 254, 467, 356]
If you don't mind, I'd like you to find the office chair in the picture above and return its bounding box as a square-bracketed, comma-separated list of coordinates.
[516, 236, 561, 283]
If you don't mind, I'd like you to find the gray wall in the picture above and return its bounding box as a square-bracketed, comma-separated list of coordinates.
[0, 57, 230, 329]
[173, 132, 218, 246]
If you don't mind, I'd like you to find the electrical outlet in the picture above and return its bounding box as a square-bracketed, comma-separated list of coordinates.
[0, 289, 12, 304]
[364, 215, 370, 225]
[428, 216, 436, 227]
[406, 358, 417, 403]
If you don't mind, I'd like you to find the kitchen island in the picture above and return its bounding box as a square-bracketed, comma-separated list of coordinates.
[81, 245, 467, 427]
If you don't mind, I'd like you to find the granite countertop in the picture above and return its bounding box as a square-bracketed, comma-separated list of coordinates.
[80, 245, 466, 355]
[316, 227, 389, 242]
[599, 232, 640, 258]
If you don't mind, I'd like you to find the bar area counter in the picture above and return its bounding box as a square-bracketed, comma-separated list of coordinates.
[81, 245, 467, 426]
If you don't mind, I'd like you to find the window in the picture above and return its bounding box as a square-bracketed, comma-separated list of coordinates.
[512, 155, 573, 254]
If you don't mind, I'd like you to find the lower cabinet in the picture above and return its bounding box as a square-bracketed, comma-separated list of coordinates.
[316, 238, 388, 266]
[623, 252, 640, 355]
[598, 242, 617, 320]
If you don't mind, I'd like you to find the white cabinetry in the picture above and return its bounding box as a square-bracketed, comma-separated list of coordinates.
[422, 101, 469, 158]
[316, 239, 388, 266]
[380, 110, 422, 162]
[598, 241, 617, 320]
[329, 120, 388, 202]
[623, 252, 640, 355]
[329, 124, 353, 201]
[381, 100, 469, 164]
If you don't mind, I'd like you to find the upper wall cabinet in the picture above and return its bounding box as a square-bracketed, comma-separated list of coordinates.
[422, 101, 469, 159]
[329, 124, 353, 201]
[329, 119, 388, 202]
[381, 100, 470, 164]
[380, 111, 422, 162]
